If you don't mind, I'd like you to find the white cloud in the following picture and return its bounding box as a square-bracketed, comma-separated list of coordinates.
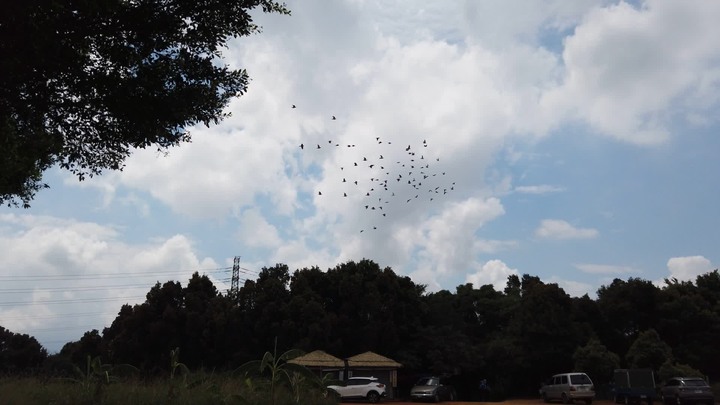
[92, 2, 568, 222]
[514, 184, 565, 194]
[401, 198, 508, 291]
[574, 263, 639, 275]
[535, 219, 598, 239]
[546, 276, 596, 298]
[0, 214, 219, 353]
[237, 208, 282, 249]
[666, 255, 713, 282]
[542, 0, 720, 144]
[273, 238, 338, 272]
[466, 259, 519, 292]
[411, 197, 505, 267]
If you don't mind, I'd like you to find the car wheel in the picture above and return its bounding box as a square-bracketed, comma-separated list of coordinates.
[434, 392, 441, 403]
[675, 396, 682, 405]
[562, 393, 571, 404]
[367, 391, 380, 403]
[449, 391, 456, 401]
[625, 396, 631, 405]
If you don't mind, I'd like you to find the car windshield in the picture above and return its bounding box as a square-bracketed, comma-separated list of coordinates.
[683, 380, 708, 387]
[570, 374, 592, 384]
[417, 377, 439, 386]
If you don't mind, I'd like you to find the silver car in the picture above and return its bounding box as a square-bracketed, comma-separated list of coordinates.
[661, 377, 715, 405]
[410, 376, 457, 402]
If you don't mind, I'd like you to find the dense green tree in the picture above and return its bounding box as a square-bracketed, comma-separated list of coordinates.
[625, 329, 672, 370]
[597, 278, 660, 356]
[103, 274, 224, 372]
[284, 266, 333, 352]
[571, 295, 606, 343]
[0, 0, 289, 207]
[0, 325, 48, 373]
[657, 359, 704, 382]
[182, 272, 223, 368]
[507, 278, 581, 392]
[481, 335, 524, 399]
[236, 264, 293, 357]
[417, 288, 483, 374]
[320, 260, 425, 358]
[47, 263, 720, 394]
[573, 338, 620, 385]
[60, 329, 104, 367]
[504, 274, 521, 297]
[695, 270, 720, 308]
[656, 276, 720, 377]
[470, 284, 509, 340]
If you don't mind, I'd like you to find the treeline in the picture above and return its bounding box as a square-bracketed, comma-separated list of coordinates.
[3, 259, 720, 397]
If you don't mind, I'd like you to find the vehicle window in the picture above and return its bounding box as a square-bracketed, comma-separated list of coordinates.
[349, 379, 367, 386]
[571, 374, 592, 384]
[417, 377, 437, 386]
[683, 380, 708, 387]
[554, 377, 561, 384]
[666, 380, 679, 386]
[561, 376, 568, 384]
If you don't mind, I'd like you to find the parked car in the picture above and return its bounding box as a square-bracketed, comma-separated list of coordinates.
[540, 372, 595, 404]
[327, 376, 387, 403]
[660, 377, 715, 405]
[410, 376, 457, 402]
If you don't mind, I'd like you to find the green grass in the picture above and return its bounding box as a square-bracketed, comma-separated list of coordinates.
[0, 375, 337, 405]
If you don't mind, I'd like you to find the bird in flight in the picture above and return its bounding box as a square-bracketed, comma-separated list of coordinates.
[292, 104, 296, 108]
[332, 115, 336, 120]
[296, 124, 456, 233]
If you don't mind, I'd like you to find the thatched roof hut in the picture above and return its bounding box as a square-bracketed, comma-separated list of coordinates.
[346, 351, 402, 368]
[289, 350, 403, 399]
[345, 351, 403, 399]
[288, 350, 345, 369]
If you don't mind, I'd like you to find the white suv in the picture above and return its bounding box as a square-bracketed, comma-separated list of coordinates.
[327, 376, 387, 403]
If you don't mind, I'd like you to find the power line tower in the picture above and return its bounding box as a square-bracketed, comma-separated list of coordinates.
[230, 256, 241, 298]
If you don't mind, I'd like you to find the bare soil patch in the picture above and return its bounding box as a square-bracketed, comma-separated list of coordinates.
[377, 399, 616, 405]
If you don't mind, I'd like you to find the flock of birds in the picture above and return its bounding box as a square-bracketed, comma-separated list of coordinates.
[295, 105, 457, 233]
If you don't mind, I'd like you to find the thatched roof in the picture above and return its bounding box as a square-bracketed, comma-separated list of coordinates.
[288, 350, 345, 368]
[346, 351, 402, 368]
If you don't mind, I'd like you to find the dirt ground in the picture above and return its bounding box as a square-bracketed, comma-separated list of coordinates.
[370, 399, 616, 405]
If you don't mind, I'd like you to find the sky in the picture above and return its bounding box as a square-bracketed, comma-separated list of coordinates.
[1, 0, 720, 353]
